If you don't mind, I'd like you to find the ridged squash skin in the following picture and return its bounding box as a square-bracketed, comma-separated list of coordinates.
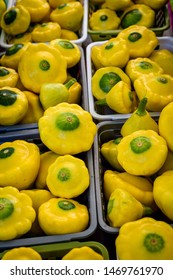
[158, 101, 173, 152]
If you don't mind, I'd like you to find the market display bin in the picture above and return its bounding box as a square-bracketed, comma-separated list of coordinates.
[0, 241, 109, 260]
[0, 129, 97, 250]
[0, 45, 88, 133]
[0, 0, 88, 48]
[86, 36, 173, 122]
[88, 3, 170, 41]
[94, 120, 173, 234]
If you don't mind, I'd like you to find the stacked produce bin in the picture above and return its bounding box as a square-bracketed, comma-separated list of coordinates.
[87, 0, 173, 260]
[0, 0, 173, 260]
[0, 0, 108, 261]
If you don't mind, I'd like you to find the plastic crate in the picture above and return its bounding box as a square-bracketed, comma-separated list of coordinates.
[0, 129, 97, 250]
[0, 241, 109, 259]
[0, 45, 88, 133]
[94, 120, 173, 234]
[0, 0, 88, 48]
[88, 4, 170, 41]
[86, 36, 173, 122]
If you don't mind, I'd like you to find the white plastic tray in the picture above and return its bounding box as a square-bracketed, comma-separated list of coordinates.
[94, 119, 173, 234]
[0, 0, 88, 48]
[0, 131, 97, 250]
[0, 45, 88, 132]
[86, 36, 173, 121]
